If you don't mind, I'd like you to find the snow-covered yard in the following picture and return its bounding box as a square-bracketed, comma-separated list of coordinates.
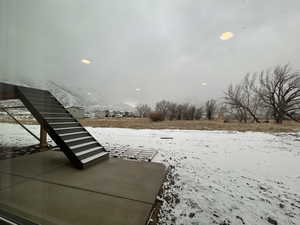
[1, 123, 300, 225]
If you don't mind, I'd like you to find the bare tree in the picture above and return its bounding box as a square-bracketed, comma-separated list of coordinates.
[155, 100, 169, 119]
[175, 104, 183, 120]
[224, 74, 261, 123]
[217, 103, 227, 120]
[136, 104, 152, 118]
[233, 107, 248, 122]
[257, 64, 300, 123]
[179, 103, 190, 120]
[166, 102, 178, 120]
[205, 99, 217, 120]
[185, 105, 196, 120]
[194, 107, 203, 120]
[174, 104, 180, 120]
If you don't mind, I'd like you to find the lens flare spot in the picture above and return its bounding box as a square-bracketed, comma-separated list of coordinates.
[81, 59, 92, 64]
[220, 32, 234, 40]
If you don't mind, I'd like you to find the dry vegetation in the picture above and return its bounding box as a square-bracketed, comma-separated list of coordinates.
[1, 117, 300, 132]
[0, 117, 38, 125]
[80, 118, 300, 132]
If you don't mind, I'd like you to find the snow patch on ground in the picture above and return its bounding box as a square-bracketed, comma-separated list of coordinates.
[0, 123, 41, 147]
[0, 123, 54, 147]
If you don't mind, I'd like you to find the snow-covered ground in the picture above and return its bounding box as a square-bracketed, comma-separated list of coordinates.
[1, 123, 300, 225]
[89, 128, 300, 225]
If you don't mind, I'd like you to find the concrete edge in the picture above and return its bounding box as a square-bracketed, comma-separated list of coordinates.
[145, 165, 170, 225]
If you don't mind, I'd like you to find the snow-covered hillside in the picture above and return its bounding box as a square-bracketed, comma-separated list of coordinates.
[0, 81, 135, 111]
[46, 81, 83, 107]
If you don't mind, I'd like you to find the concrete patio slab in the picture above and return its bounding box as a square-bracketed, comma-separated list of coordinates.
[0, 180, 152, 225]
[0, 173, 27, 191]
[0, 151, 167, 225]
[37, 152, 166, 204]
[0, 151, 66, 176]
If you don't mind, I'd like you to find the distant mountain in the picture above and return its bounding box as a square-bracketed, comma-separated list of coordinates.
[47, 82, 135, 111]
[47, 81, 82, 107]
[1, 79, 136, 112]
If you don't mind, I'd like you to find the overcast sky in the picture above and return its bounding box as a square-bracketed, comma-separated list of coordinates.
[1, 0, 300, 107]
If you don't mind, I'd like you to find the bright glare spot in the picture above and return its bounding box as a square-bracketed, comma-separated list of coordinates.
[202, 82, 207, 86]
[220, 32, 234, 40]
[87, 92, 92, 96]
[81, 59, 92, 64]
[135, 88, 141, 92]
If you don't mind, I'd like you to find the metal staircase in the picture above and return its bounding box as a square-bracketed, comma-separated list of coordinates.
[16, 86, 109, 169]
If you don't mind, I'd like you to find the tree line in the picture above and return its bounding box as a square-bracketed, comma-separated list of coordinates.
[136, 99, 217, 121]
[136, 64, 300, 124]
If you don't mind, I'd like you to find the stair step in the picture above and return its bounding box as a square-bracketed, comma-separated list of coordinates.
[19, 87, 51, 94]
[49, 122, 79, 125]
[31, 99, 60, 104]
[49, 119, 79, 126]
[71, 143, 100, 153]
[78, 148, 105, 160]
[34, 106, 66, 113]
[40, 112, 71, 117]
[50, 123, 81, 129]
[31, 103, 62, 110]
[53, 126, 83, 131]
[20, 92, 55, 100]
[59, 131, 88, 137]
[45, 117, 73, 120]
[19, 88, 51, 94]
[69, 140, 97, 150]
[66, 137, 95, 146]
[55, 127, 86, 134]
[60, 132, 90, 140]
[18, 87, 51, 94]
[26, 96, 60, 105]
[65, 136, 92, 143]
[81, 151, 109, 164]
[38, 109, 67, 114]
[75, 146, 104, 156]
[46, 118, 75, 123]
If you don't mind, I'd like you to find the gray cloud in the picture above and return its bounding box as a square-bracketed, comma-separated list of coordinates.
[1, 0, 300, 107]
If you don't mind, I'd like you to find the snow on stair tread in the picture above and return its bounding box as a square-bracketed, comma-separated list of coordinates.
[53, 126, 82, 131]
[40, 113, 71, 118]
[70, 141, 98, 149]
[49, 122, 79, 125]
[45, 117, 73, 120]
[75, 146, 104, 156]
[59, 131, 88, 137]
[81, 152, 108, 164]
[41, 112, 69, 115]
[65, 136, 93, 143]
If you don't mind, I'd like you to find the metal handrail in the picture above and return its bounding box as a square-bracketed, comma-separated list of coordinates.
[0, 107, 40, 142]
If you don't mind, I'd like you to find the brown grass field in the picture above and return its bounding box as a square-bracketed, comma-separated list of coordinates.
[81, 118, 300, 132]
[2, 117, 299, 133]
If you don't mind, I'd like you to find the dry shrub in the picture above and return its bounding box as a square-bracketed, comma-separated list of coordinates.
[223, 118, 230, 123]
[149, 111, 165, 122]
